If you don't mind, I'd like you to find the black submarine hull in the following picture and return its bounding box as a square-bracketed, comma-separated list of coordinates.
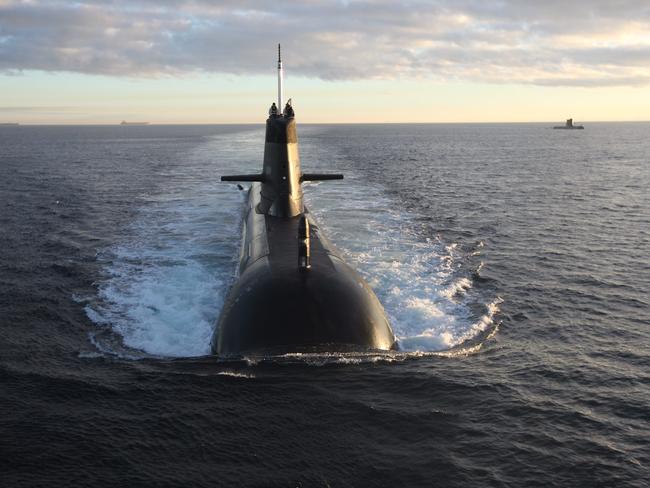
[213, 61, 396, 356]
[212, 183, 396, 356]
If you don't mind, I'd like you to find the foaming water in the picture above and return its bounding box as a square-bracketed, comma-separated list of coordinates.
[83, 131, 256, 357]
[304, 173, 500, 352]
[87, 237, 227, 357]
[83, 126, 499, 357]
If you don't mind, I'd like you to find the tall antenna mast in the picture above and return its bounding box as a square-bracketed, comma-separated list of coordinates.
[277, 43, 283, 110]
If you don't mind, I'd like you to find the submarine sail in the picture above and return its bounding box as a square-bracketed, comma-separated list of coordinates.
[212, 46, 396, 355]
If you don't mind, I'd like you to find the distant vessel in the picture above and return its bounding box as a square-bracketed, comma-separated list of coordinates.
[120, 121, 149, 126]
[0, 123, 19, 126]
[553, 118, 584, 130]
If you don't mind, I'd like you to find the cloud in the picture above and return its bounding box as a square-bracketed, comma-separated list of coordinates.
[1, 0, 650, 86]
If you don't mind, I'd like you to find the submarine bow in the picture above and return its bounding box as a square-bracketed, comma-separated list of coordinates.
[212, 46, 396, 356]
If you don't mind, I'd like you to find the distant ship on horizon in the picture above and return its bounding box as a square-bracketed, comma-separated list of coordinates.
[0, 122, 19, 126]
[553, 118, 584, 130]
[120, 121, 149, 126]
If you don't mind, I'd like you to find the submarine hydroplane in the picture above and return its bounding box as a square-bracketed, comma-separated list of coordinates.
[212, 45, 396, 356]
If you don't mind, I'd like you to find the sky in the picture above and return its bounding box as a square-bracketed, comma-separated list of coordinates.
[1, 0, 650, 124]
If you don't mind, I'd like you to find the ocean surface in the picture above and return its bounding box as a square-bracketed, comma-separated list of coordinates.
[1, 122, 648, 487]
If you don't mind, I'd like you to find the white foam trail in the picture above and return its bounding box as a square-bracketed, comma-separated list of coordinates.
[300, 131, 499, 352]
[217, 371, 256, 379]
[84, 130, 259, 357]
[439, 277, 473, 299]
[455, 297, 504, 344]
[92, 256, 225, 356]
[398, 298, 502, 351]
[84, 127, 499, 358]
[303, 178, 485, 351]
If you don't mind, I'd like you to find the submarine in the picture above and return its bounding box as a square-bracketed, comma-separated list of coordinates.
[553, 118, 584, 129]
[212, 45, 396, 356]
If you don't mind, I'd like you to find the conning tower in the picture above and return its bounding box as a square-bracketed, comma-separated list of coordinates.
[222, 45, 341, 216]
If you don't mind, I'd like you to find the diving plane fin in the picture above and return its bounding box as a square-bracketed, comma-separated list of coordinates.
[300, 173, 344, 182]
[221, 174, 266, 182]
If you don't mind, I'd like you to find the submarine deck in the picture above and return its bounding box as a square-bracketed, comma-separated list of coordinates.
[265, 211, 334, 273]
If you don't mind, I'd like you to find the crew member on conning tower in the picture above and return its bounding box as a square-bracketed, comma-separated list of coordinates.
[269, 102, 278, 116]
[283, 99, 294, 118]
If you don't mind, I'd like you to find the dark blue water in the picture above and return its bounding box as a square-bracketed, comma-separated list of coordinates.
[1, 123, 648, 487]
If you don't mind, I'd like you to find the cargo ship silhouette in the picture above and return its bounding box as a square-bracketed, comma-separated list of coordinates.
[120, 121, 149, 126]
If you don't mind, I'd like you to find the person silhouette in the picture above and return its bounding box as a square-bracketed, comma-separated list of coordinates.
[283, 100, 294, 118]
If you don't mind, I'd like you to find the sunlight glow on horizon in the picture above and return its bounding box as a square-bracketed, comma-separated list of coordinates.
[1, 70, 649, 124]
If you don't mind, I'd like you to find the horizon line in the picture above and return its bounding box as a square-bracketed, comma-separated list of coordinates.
[3, 120, 650, 126]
